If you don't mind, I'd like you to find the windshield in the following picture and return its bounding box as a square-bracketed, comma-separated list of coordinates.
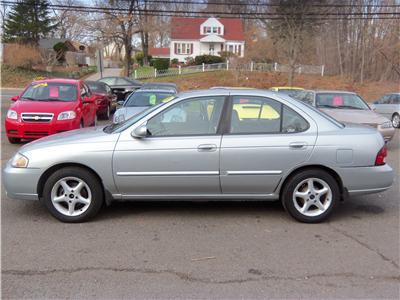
[21, 82, 77, 102]
[124, 91, 174, 107]
[316, 93, 370, 110]
[103, 102, 167, 133]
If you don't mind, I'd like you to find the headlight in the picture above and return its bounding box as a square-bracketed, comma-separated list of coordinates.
[114, 114, 125, 124]
[11, 153, 29, 168]
[7, 110, 18, 120]
[380, 121, 393, 129]
[57, 111, 76, 120]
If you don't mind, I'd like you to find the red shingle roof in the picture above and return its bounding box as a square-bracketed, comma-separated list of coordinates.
[171, 17, 245, 41]
[149, 47, 170, 56]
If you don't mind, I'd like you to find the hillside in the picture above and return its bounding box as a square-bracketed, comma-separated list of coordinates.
[148, 70, 399, 102]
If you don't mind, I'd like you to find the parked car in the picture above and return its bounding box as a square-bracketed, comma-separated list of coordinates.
[113, 89, 176, 124]
[140, 82, 179, 93]
[5, 79, 97, 144]
[85, 81, 117, 120]
[292, 90, 395, 141]
[371, 93, 400, 128]
[97, 77, 142, 100]
[3, 89, 393, 223]
[269, 86, 304, 95]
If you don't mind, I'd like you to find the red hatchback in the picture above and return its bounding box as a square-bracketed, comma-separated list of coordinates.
[5, 79, 97, 143]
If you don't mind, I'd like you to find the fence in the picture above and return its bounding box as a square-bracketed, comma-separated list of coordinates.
[133, 61, 324, 80]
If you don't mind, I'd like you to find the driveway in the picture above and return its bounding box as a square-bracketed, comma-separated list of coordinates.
[85, 68, 122, 81]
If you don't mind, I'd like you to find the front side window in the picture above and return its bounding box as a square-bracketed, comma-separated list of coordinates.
[230, 96, 309, 134]
[21, 82, 78, 102]
[147, 96, 225, 136]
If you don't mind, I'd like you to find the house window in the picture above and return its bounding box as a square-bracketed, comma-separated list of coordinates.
[175, 43, 193, 55]
[204, 26, 212, 34]
[212, 27, 218, 33]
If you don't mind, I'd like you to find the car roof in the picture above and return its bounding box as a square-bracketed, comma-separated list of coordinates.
[32, 78, 80, 85]
[270, 86, 304, 90]
[177, 88, 286, 98]
[309, 90, 357, 94]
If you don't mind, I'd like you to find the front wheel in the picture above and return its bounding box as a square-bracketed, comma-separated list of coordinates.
[42, 167, 104, 222]
[392, 114, 400, 128]
[281, 169, 339, 223]
[8, 137, 21, 144]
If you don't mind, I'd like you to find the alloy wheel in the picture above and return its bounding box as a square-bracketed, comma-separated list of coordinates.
[392, 114, 400, 128]
[50, 177, 92, 217]
[292, 178, 332, 217]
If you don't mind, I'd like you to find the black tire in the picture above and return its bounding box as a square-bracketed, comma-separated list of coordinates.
[281, 169, 339, 223]
[392, 113, 400, 128]
[8, 137, 21, 144]
[42, 167, 104, 223]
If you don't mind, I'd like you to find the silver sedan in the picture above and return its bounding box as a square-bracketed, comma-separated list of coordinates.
[3, 89, 394, 223]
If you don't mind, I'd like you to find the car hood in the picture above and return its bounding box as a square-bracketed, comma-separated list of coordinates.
[11, 100, 77, 113]
[320, 108, 390, 125]
[116, 106, 148, 119]
[19, 126, 119, 154]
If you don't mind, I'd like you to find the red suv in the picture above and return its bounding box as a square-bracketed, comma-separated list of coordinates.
[5, 79, 97, 143]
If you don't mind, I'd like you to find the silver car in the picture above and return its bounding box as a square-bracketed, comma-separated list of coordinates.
[292, 90, 395, 141]
[113, 89, 176, 123]
[3, 89, 394, 223]
[371, 93, 400, 128]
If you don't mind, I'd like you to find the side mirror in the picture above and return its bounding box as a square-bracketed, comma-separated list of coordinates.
[11, 95, 19, 101]
[131, 124, 148, 138]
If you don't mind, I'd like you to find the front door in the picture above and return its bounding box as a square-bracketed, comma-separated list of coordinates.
[220, 95, 317, 194]
[113, 96, 226, 197]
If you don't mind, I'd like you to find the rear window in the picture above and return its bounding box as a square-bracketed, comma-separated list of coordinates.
[87, 82, 106, 93]
[316, 93, 369, 110]
[21, 82, 78, 102]
[125, 92, 174, 107]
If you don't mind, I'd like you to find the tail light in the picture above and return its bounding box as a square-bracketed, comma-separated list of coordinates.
[375, 146, 387, 166]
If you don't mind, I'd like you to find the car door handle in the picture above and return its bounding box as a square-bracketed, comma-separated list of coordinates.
[198, 144, 217, 152]
[289, 142, 308, 149]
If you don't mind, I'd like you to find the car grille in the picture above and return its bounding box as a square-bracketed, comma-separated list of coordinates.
[21, 113, 54, 122]
[24, 131, 49, 137]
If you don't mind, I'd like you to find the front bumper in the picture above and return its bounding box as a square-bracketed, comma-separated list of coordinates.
[3, 161, 42, 201]
[5, 117, 80, 139]
[379, 127, 395, 142]
[338, 164, 394, 196]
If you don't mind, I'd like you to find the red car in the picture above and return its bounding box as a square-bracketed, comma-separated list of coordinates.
[5, 78, 97, 144]
[85, 80, 117, 120]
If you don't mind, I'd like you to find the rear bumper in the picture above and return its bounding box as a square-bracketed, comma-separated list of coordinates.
[338, 164, 394, 196]
[5, 118, 80, 139]
[2, 162, 42, 201]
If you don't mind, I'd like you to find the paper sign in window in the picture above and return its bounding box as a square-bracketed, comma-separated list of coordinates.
[49, 86, 59, 98]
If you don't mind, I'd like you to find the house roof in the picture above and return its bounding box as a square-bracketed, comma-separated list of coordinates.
[149, 47, 170, 56]
[171, 17, 245, 41]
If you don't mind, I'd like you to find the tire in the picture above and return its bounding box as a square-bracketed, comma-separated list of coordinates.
[281, 169, 339, 223]
[80, 120, 84, 128]
[392, 113, 400, 128]
[8, 137, 21, 144]
[42, 167, 104, 223]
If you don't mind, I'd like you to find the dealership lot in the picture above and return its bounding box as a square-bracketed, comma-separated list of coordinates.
[1, 89, 399, 298]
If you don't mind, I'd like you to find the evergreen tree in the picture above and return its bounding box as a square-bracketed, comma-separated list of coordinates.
[3, 0, 56, 45]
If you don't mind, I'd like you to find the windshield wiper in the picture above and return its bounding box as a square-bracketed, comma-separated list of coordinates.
[335, 105, 364, 110]
[317, 104, 338, 109]
[21, 96, 38, 101]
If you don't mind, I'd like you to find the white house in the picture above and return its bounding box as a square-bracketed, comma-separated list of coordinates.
[168, 17, 245, 62]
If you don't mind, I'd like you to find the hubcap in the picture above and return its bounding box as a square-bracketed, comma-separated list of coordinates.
[51, 177, 92, 217]
[392, 115, 400, 128]
[292, 178, 332, 217]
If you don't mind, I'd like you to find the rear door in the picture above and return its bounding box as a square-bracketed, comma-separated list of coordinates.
[220, 95, 317, 195]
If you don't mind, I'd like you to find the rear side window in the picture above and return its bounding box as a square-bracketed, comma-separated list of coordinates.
[230, 96, 309, 134]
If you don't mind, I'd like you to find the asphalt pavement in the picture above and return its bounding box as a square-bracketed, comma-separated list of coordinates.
[1, 88, 399, 299]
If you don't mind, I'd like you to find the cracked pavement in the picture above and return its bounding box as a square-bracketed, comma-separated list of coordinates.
[1, 88, 399, 299]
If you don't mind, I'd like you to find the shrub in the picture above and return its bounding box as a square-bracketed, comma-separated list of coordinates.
[3, 43, 41, 69]
[194, 55, 224, 65]
[135, 51, 152, 66]
[171, 58, 179, 65]
[151, 58, 169, 70]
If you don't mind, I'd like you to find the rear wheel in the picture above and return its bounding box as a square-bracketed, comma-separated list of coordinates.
[392, 113, 400, 128]
[8, 137, 21, 144]
[282, 169, 339, 223]
[42, 167, 104, 222]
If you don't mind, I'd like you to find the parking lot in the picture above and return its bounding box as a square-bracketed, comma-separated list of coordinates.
[1, 88, 399, 298]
